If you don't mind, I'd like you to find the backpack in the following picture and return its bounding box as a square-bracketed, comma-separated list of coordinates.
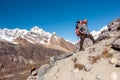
[75, 26, 81, 36]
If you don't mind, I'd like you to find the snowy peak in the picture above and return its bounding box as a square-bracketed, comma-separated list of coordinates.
[91, 25, 108, 39]
[30, 26, 52, 38]
[30, 26, 45, 34]
[0, 26, 75, 52]
[0, 28, 28, 37]
[0, 26, 52, 44]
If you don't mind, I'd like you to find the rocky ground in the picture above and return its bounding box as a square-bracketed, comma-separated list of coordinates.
[27, 18, 120, 80]
[44, 35, 120, 80]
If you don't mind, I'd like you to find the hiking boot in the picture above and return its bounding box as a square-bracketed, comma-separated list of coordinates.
[79, 48, 84, 51]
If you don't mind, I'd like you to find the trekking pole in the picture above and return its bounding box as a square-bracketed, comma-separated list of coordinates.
[74, 36, 79, 53]
[78, 36, 79, 49]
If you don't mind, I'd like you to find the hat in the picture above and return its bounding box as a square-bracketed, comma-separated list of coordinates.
[83, 19, 87, 22]
[83, 19, 88, 24]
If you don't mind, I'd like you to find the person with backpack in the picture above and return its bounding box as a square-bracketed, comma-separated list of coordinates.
[76, 19, 96, 51]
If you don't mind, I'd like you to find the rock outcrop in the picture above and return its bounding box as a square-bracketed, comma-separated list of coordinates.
[107, 18, 120, 31]
[97, 30, 110, 41]
[112, 37, 120, 50]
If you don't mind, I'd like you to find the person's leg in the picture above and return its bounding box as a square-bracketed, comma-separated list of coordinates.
[80, 35, 85, 51]
[87, 34, 96, 43]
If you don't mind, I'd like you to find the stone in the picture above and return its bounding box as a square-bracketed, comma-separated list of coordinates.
[31, 69, 38, 76]
[84, 63, 93, 72]
[39, 64, 51, 74]
[115, 64, 120, 67]
[37, 64, 51, 80]
[96, 75, 103, 80]
[117, 26, 120, 30]
[50, 56, 57, 66]
[57, 53, 73, 60]
[109, 58, 118, 65]
[112, 38, 120, 50]
[111, 72, 118, 80]
[109, 49, 114, 54]
[97, 30, 110, 41]
[107, 21, 120, 31]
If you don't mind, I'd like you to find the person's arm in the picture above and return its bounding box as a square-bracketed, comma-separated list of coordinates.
[78, 25, 86, 35]
[86, 25, 90, 34]
[82, 24, 90, 35]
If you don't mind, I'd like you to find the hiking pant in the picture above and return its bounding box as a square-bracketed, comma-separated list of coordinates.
[80, 34, 95, 49]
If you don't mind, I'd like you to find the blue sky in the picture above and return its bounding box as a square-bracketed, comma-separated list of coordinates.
[0, 0, 120, 42]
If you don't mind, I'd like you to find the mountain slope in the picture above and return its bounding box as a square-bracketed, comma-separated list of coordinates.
[27, 18, 120, 80]
[44, 35, 120, 80]
[0, 40, 65, 80]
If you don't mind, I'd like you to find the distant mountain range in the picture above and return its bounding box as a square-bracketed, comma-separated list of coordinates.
[0, 26, 75, 52]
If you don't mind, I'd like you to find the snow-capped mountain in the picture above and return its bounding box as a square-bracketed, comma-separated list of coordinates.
[0, 26, 56, 44]
[0, 26, 51, 44]
[0, 26, 75, 52]
[91, 25, 108, 39]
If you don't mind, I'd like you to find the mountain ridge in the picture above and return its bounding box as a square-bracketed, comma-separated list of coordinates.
[0, 26, 75, 52]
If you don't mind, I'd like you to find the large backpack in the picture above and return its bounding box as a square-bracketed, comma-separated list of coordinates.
[75, 26, 81, 36]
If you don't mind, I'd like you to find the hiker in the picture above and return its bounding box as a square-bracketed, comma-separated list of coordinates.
[76, 19, 96, 51]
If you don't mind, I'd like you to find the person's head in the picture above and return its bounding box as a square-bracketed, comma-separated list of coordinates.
[83, 19, 88, 24]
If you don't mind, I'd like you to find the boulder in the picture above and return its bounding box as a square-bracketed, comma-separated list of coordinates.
[109, 58, 118, 65]
[112, 38, 120, 50]
[50, 52, 73, 66]
[108, 21, 120, 31]
[38, 64, 51, 80]
[31, 69, 38, 76]
[84, 63, 93, 72]
[50, 56, 57, 66]
[117, 26, 120, 30]
[97, 30, 110, 41]
[57, 52, 73, 60]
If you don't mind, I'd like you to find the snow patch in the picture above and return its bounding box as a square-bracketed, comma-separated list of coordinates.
[91, 25, 108, 39]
